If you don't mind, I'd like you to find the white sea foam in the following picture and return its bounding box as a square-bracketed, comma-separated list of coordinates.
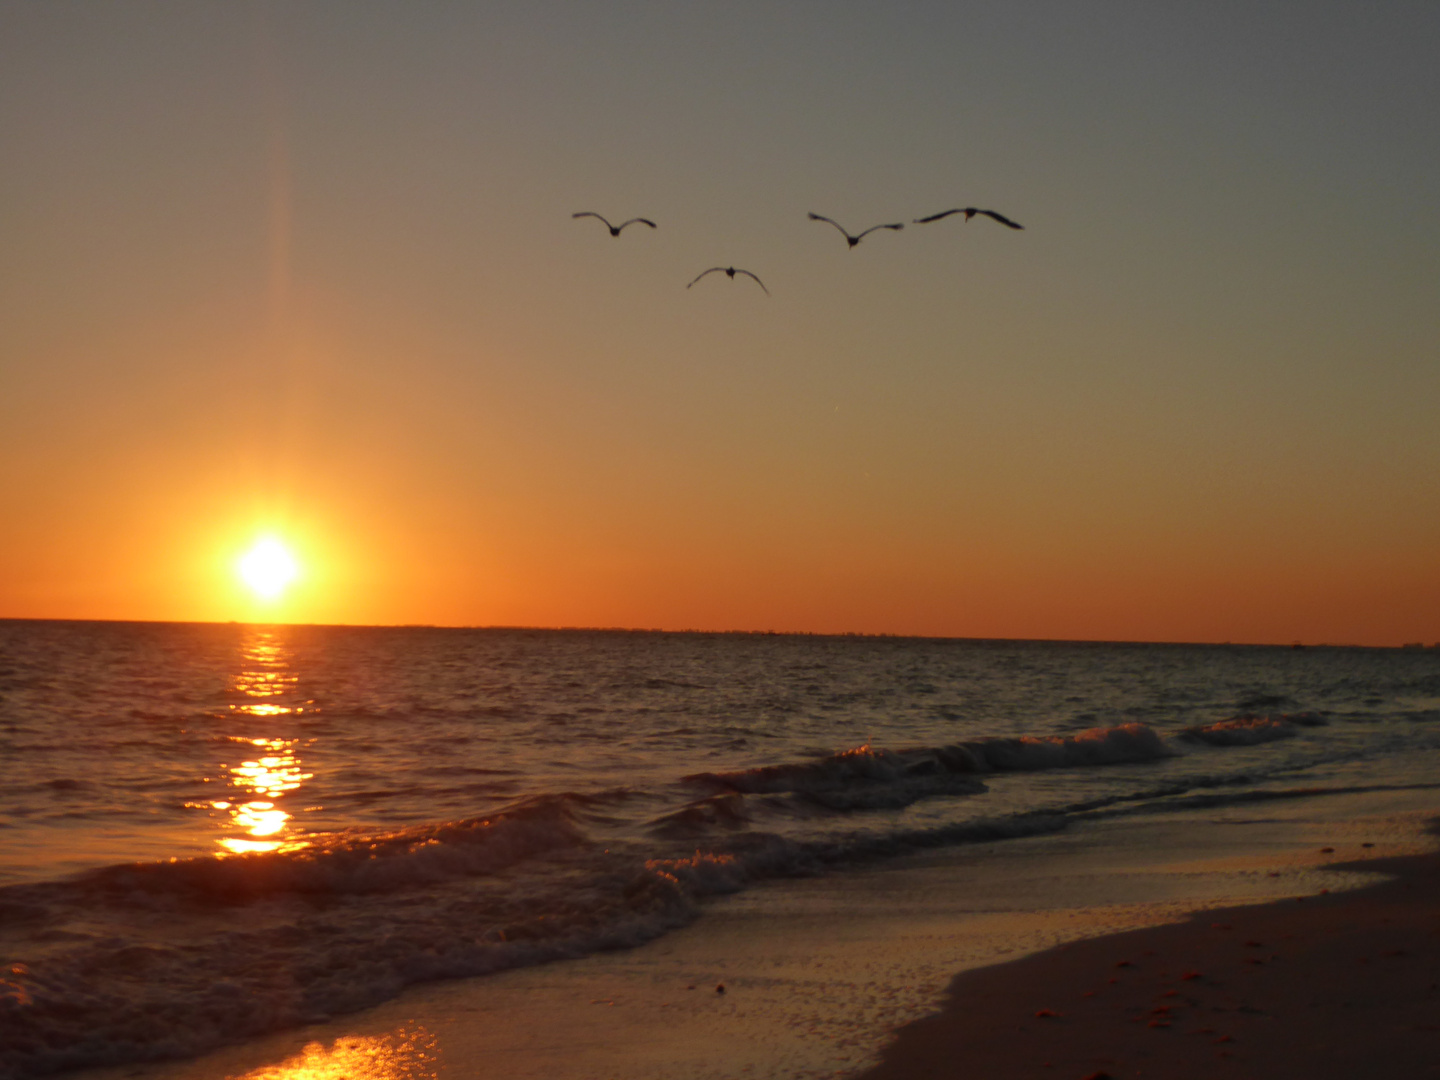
[685, 723, 1173, 805]
[4, 622, 1438, 1078]
[1180, 712, 1326, 747]
[943, 721, 1175, 771]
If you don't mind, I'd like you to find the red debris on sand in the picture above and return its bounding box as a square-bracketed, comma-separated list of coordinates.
[1035, 1009, 1061, 1018]
[1081, 1072, 1114, 1080]
[1115, 960, 1133, 968]
[858, 846, 1440, 1080]
[1211, 923, 1232, 930]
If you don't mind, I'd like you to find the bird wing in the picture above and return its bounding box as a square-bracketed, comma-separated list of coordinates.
[735, 269, 770, 295]
[978, 210, 1024, 229]
[807, 213, 852, 240]
[572, 212, 614, 229]
[618, 218, 658, 231]
[913, 209, 963, 224]
[687, 267, 727, 288]
[854, 223, 904, 239]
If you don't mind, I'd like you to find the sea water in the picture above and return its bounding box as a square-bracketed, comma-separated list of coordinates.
[2, 620, 1438, 1078]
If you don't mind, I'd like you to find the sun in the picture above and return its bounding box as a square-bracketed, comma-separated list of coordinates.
[238, 538, 300, 601]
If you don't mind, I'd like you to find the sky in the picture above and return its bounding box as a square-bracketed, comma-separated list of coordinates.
[1, 1, 1437, 644]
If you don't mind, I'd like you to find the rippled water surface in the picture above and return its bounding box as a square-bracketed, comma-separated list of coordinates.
[5, 620, 1438, 882]
[1, 620, 1438, 1078]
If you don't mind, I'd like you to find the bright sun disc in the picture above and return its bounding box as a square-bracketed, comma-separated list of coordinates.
[238, 538, 299, 600]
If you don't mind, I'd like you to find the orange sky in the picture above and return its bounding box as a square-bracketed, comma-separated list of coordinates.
[1, 4, 1437, 644]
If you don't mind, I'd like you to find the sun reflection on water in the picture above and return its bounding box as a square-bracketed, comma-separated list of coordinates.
[232, 1028, 440, 1080]
[232, 632, 301, 713]
[214, 629, 316, 854]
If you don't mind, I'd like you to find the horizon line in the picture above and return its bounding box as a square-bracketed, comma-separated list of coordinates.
[1, 614, 1427, 651]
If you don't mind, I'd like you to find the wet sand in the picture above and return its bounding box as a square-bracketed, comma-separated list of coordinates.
[69, 789, 1440, 1080]
[862, 834, 1440, 1080]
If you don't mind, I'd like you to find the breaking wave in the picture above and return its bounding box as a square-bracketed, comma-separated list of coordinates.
[1180, 712, 1326, 747]
[0, 714, 1406, 1080]
[685, 722, 1173, 800]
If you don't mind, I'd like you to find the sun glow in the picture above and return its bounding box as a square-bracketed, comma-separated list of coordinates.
[238, 538, 299, 601]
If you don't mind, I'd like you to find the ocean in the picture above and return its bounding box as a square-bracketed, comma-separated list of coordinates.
[2, 620, 1438, 1078]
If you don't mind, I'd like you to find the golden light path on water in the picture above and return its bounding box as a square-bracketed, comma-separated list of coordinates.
[232, 1028, 440, 1080]
[214, 629, 314, 854]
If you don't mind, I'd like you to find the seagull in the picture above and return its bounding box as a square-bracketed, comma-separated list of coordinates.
[807, 213, 904, 249]
[912, 207, 1024, 229]
[572, 212, 657, 236]
[687, 266, 769, 295]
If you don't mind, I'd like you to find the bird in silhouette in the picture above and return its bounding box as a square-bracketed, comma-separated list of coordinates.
[912, 207, 1024, 229]
[687, 267, 769, 295]
[572, 212, 657, 236]
[807, 213, 904, 248]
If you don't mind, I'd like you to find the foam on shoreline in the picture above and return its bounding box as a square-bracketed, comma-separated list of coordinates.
[863, 821, 1440, 1080]
[61, 784, 1440, 1080]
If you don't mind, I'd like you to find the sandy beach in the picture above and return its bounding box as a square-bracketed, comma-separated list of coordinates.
[8, 3, 1440, 1078]
[64, 786, 1439, 1080]
[864, 826, 1440, 1080]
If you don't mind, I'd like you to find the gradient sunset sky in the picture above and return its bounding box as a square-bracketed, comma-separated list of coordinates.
[1, 2, 1436, 643]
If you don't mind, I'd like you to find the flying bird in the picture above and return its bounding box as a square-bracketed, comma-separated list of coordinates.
[572, 212, 657, 236]
[807, 213, 904, 248]
[687, 266, 770, 295]
[912, 207, 1024, 229]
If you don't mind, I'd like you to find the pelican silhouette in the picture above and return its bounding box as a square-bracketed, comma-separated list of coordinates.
[807, 213, 904, 249]
[572, 212, 657, 236]
[687, 267, 769, 295]
[912, 208, 1024, 229]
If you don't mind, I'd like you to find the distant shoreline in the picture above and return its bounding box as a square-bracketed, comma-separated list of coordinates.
[0, 614, 1427, 651]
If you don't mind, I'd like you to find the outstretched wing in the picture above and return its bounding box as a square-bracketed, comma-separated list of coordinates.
[735, 269, 770, 295]
[854, 222, 904, 240]
[617, 218, 658, 231]
[913, 209, 964, 224]
[978, 209, 1024, 230]
[687, 267, 727, 289]
[807, 212, 852, 240]
[572, 211, 614, 229]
